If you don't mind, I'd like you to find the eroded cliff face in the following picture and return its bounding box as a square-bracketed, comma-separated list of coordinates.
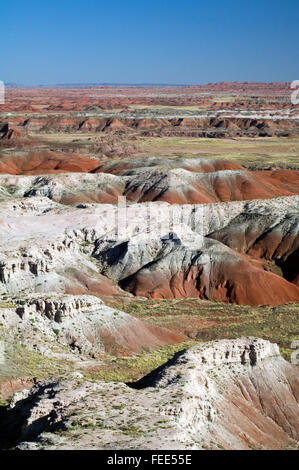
[0, 294, 185, 358]
[1, 158, 299, 204]
[0, 195, 298, 305]
[1, 338, 297, 450]
[1, 111, 298, 144]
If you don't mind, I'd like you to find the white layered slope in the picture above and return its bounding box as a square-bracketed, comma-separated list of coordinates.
[0, 195, 298, 305]
[0, 294, 184, 356]
[1, 338, 298, 450]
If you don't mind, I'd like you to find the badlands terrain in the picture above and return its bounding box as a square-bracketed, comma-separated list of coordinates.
[0, 83, 298, 450]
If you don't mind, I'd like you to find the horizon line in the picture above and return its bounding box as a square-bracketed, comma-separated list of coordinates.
[5, 80, 292, 88]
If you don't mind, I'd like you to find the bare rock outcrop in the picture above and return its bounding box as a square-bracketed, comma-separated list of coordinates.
[1, 338, 298, 450]
[94, 229, 299, 305]
[0, 294, 185, 357]
[209, 199, 299, 285]
[1, 157, 299, 206]
[0, 195, 298, 305]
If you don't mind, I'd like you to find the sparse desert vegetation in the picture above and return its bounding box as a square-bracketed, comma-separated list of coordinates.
[108, 298, 299, 362]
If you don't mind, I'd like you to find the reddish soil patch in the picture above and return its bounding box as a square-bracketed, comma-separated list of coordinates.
[0, 151, 100, 175]
[120, 256, 299, 306]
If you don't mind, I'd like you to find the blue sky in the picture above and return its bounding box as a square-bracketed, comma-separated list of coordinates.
[1, 0, 298, 85]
